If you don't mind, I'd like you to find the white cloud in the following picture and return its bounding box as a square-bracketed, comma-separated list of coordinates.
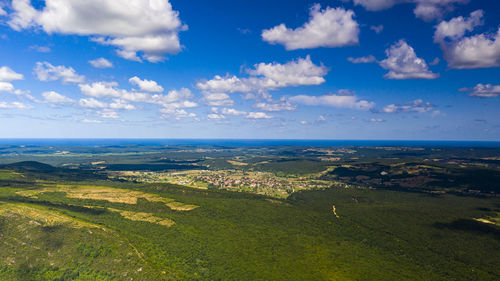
[459, 83, 500, 98]
[221, 108, 247, 116]
[151, 88, 193, 104]
[0, 82, 15, 92]
[382, 99, 435, 113]
[81, 119, 102, 124]
[202, 92, 234, 106]
[89, 57, 113, 68]
[196, 75, 250, 93]
[42, 91, 74, 103]
[0, 66, 24, 81]
[34, 62, 85, 83]
[370, 25, 384, 33]
[207, 113, 226, 120]
[347, 55, 377, 64]
[247, 112, 273, 119]
[197, 56, 328, 99]
[8, 0, 186, 62]
[98, 109, 119, 119]
[379, 40, 438, 79]
[290, 90, 374, 110]
[344, 0, 468, 21]
[254, 100, 296, 112]
[434, 11, 500, 69]
[79, 82, 122, 98]
[369, 118, 385, 122]
[247, 56, 328, 88]
[0, 101, 33, 109]
[434, 10, 483, 42]
[262, 4, 359, 50]
[79, 98, 107, 108]
[29, 45, 51, 53]
[129, 76, 164, 92]
[109, 99, 136, 110]
[159, 107, 196, 120]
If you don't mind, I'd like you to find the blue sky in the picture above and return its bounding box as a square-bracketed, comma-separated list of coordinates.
[0, 0, 499, 140]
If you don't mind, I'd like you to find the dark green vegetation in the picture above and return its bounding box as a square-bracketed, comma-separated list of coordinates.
[0, 144, 499, 280]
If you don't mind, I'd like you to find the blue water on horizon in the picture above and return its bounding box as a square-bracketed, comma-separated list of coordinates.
[0, 138, 499, 147]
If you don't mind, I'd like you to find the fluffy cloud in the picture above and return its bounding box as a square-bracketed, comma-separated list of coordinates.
[7, 0, 186, 62]
[434, 11, 500, 69]
[0, 66, 24, 81]
[34, 62, 85, 83]
[79, 98, 107, 108]
[0, 101, 33, 109]
[347, 55, 377, 64]
[197, 56, 328, 98]
[344, 0, 467, 21]
[459, 83, 500, 98]
[0, 82, 15, 92]
[246, 112, 273, 119]
[207, 113, 226, 120]
[254, 100, 296, 112]
[382, 99, 435, 113]
[379, 40, 438, 79]
[290, 90, 374, 110]
[129, 76, 164, 92]
[202, 92, 234, 106]
[89, 58, 113, 68]
[221, 108, 247, 116]
[434, 10, 483, 42]
[109, 99, 136, 110]
[42, 91, 74, 103]
[247, 56, 328, 88]
[262, 5, 359, 50]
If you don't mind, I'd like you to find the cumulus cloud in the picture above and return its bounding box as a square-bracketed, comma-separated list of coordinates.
[109, 99, 136, 110]
[370, 25, 384, 33]
[0, 101, 33, 109]
[207, 113, 226, 120]
[129, 76, 164, 92]
[459, 83, 500, 98]
[379, 40, 438, 79]
[0, 66, 24, 81]
[382, 99, 435, 113]
[344, 0, 467, 21]
[247, 112, 273, 119]
[89, 57, 113, 68]
[434, 10, 500, 69]
[0, 82, 15, 92]
[262, 4, 359, 50]
[34, 62, 85, 83]
[347, 55, 377, 64]
[79, 98, 107, 108]
[221, 108, 247, 116]
[290, 90, 374, 110]
[202, 92, 234, 106]
[369, 118, 385, 122]
[7, 0, 186, 62]
[254, 99, 296, 112]
[42, 91, 74, 103]
[247, 56, 328, 89]
[197, 56, 328, 100]
[433, 10, 483, 42]
[98, 109, 119, 119]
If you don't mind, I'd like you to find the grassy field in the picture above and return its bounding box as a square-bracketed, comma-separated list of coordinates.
[0, 166, 498, 280]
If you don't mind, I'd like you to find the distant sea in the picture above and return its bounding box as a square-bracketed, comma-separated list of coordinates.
[0, 139, 499, 147]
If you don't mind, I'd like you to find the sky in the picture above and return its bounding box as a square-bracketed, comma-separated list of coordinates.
[0, 0, 499, 140]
